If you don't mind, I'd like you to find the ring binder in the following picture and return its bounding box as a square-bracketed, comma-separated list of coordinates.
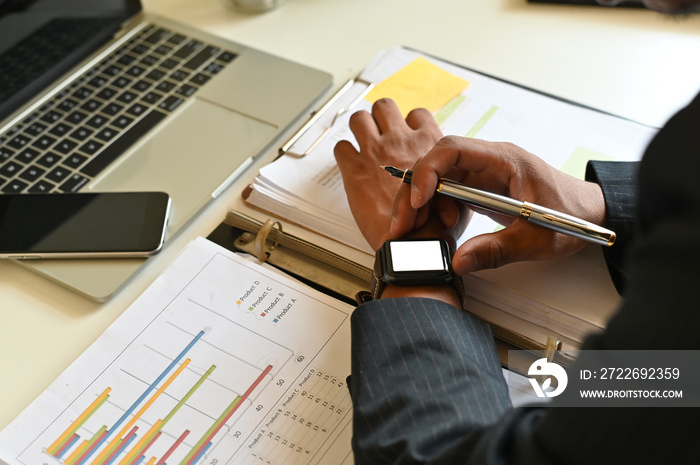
[211, 211, 572, 373]
[544, 336, 562, 363]
[254, 218, 282, 262]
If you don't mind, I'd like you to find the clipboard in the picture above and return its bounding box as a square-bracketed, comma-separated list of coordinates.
[280, 78, 374, 158]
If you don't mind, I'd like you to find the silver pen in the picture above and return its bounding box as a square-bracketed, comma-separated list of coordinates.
[381, 165, 616, 246]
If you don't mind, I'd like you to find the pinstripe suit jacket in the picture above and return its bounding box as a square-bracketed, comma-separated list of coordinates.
[350, 90, 700, 464]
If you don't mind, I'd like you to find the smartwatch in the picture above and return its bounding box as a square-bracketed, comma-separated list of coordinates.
[368, 238, 462, 302]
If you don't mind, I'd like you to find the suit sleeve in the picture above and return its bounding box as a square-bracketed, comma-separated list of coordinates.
[349, 298, 579, 465]
[350, 297, 512, 464]
[585, 160, 639, 293]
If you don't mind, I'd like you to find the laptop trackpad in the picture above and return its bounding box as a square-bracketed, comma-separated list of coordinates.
[24, 101, 276, 302]
[90, 99, 276, 231]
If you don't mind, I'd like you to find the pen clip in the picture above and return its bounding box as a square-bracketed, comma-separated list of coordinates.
[542, 214, 586, 228]
[542, 214, 616, 246]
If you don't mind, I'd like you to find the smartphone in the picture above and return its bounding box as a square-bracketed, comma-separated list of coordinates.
[0, 192, 171, 259]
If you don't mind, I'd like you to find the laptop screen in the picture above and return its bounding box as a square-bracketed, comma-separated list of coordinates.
[0, 0, 141, 122]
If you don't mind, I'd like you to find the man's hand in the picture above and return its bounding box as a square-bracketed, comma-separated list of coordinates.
[392, 136, 607, 274]
[334, 98, 447, 251]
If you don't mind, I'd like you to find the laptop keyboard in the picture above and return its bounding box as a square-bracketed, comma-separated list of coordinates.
[0, 24, 236, 194]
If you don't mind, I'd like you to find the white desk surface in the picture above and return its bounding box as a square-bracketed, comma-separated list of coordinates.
[2, 0, 700, 430]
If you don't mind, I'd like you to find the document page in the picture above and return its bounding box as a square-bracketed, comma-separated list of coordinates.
[0, 238, 354, 465]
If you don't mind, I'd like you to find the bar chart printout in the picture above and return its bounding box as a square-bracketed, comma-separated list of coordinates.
[0, 237, 355, 465]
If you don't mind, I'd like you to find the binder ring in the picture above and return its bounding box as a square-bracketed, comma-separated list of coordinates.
[254, 219, 282, 262]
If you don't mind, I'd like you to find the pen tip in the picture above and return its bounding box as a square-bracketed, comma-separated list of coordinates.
[379, 165, 411, 182]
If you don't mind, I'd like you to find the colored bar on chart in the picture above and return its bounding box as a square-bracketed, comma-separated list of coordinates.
[47, 387, 111, 456]
[180, 365, 273, 465]
[191, 442, 212, 465]
[90, 330, 205, 465]
[65, 440, 89, 465]
[65, 435, 93, 465]
[125, 362, 214, 465]
[156, 430, 189, 465]
[71, 426, 109, 465]
[180, 397, 241, 465]
[118, 420, 163, 465]
[132, 431, 162, 465]
[465, 105, 498, 138]
[95, 359, 214, 465]
[163, 365, 216, 425]
[100, 331, 203, 446]
[104, 427, 138, 465]
[57, 434, 81, 460]
[434, 95, 466, 126]
[148, 365, 215, 465]
[92, 359, 191, 465]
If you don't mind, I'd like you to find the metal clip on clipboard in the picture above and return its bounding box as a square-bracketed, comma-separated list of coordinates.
[280, 78, 374, 158]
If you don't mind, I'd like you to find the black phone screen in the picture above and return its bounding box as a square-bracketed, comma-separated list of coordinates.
[0, 192, 170, 257]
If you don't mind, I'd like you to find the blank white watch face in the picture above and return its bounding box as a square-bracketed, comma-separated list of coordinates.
[389, 240, 446, 272]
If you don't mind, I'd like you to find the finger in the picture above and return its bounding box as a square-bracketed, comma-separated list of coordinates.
[405, 107, 439, 132]
[371, 98, 407, 134]
[415, 204, 430, 229]
[408, 137, 463, 209]
[408, 162, 441, 210]
[334, 138, 358, 157]
[390, 183, 418, 238]
[451, 230, 516, 275]
[421, 137, 513, 178]
[410, 137, 515, 208]
[451, 221, 546, 274]
[333, 139, 361, 177]
[432, 196, 461, 230]
[348, 110, 380, 149]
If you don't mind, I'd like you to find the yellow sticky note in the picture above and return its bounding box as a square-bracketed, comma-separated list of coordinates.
[365, 57, 469, 117]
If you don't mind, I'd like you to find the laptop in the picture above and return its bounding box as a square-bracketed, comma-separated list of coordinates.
[0, 0, 332, 300]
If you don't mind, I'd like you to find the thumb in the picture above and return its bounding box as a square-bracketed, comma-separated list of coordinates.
[452, 224, 529, 274]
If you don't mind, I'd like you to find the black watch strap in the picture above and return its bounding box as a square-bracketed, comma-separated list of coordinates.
[370, 250, 388, 301]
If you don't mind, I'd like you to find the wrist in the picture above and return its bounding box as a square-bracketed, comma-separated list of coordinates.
[379, 282, 462, 308]
[555, 172, 607, 228]
[585, 182, 607, 227]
